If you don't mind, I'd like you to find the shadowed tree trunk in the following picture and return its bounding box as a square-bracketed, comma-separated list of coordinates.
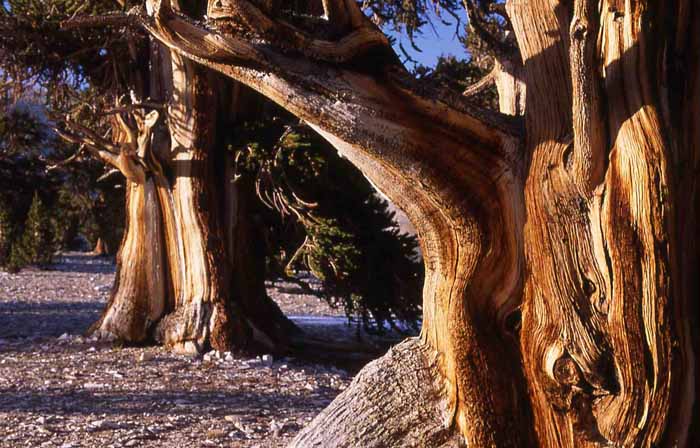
[89, 0, 700, 444]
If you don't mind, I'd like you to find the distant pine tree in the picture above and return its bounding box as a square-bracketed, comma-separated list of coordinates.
[13, 191, 54, 268]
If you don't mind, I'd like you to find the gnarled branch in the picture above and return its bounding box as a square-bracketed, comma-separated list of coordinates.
[205, 0, 390, 64]
[138, 1, 532, 444]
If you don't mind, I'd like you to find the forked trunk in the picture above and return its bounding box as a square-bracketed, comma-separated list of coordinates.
[134, 0, 700, 444]
[91, 48, 297, 354]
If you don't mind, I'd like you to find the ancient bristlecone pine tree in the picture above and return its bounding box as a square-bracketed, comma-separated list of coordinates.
[56, 38, 297, 355]
[79, 0, 699, 445]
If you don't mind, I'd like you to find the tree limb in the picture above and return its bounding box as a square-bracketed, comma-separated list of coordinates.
[53, 118, 147, 183]
[46, 144, 86, 171]
[102, 101, 166, 116]
[54, 126, 121, 168]
[138, 0, 521, 139]
[205, 0, 390, 64]
[60, 11, 141, 30]
[569, 0, 606, 191]
[462, 64, 496, 97]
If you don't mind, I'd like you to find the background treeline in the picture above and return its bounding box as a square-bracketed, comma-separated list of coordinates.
[0, 100, 125, 271]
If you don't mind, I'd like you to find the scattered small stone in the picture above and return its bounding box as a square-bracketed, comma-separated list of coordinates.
[270, 419, 284, 437]
[88, 419, 120, 431]
[0, 252, 370, 447]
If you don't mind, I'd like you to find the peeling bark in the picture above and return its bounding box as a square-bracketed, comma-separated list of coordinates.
[90, 178, 166, 341]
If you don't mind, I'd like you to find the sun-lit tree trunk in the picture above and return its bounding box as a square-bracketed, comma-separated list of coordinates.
[118, 0, 700, 444]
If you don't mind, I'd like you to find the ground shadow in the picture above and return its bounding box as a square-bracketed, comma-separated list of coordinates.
[0, 388, 330, 416]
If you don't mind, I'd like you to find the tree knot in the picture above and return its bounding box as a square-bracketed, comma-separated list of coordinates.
[553, 356, 582, 386]
[571, 20, 588, 41]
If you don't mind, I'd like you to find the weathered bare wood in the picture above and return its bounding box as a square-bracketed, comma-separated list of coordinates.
[205, 0, 389, 63]
[87, 29, 297, 354]
[569, 0, 605, 191]
[291, 338, 463, 447]
[506, 0, 699, 445]
[90, 177, 166, 341]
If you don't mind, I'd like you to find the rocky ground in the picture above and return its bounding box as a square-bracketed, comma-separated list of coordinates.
[0, 253, 402, 448]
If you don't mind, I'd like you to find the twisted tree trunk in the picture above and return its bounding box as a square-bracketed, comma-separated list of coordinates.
[130, 0, 699, 444]
[86, 38, 298, 354]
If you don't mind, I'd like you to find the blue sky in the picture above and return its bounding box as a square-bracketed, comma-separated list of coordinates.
[385, 7, 469, 69]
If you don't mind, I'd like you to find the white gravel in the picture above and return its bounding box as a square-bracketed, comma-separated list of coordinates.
[0, 253, 360, 447]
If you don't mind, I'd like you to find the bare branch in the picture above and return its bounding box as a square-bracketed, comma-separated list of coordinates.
[96, 168, 121, 182]
[60, 11, 140, 30]
[53, 116, 148, 183]
[57, 118, 121, 154]
[47, 144, 86, 171]
[284, 235, 309, 276]
[101, 101, 166, 117]
[203, 0, 389, 63]
[462, 65, 496, 97]
[54, 127, 121, 168]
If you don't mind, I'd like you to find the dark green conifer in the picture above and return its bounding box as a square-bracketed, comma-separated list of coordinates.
[14, 191, 54, 267]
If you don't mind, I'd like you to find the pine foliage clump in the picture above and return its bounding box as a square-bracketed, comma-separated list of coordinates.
[11, 191, 54, 268]
[234, 119, 423, 332]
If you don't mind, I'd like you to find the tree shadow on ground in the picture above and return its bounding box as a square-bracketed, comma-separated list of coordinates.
[49, 253, 116, 274]
[0, 388, 330, 416]
[0, 300, 103, 339]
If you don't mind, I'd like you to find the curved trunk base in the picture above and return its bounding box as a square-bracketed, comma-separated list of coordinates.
[291, 338, 463, 448]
